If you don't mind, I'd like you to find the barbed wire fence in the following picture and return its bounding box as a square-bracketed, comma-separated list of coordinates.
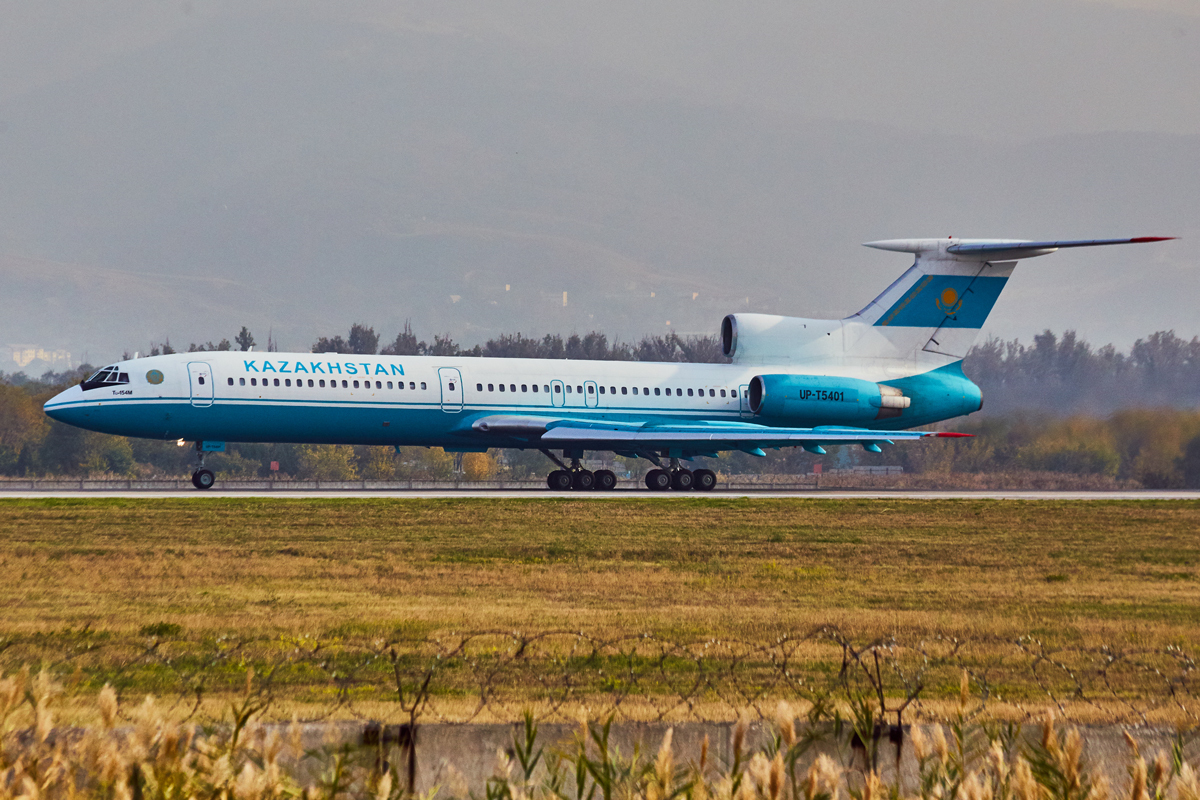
[1, 627, 1196, 731]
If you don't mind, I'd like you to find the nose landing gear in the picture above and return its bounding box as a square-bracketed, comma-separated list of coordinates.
[191, 443, 216, 490]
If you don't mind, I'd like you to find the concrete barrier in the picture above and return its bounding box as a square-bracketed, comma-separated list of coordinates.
[0, 478, 822, 492]
[273, 720, 1181, 793]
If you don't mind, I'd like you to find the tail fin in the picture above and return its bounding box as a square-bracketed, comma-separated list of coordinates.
[844, 236, 1173, 363]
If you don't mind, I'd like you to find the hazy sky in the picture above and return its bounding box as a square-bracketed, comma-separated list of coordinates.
[1, 1, 1197, 368]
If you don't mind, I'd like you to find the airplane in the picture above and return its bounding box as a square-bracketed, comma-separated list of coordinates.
[44, 236, 1172, 491]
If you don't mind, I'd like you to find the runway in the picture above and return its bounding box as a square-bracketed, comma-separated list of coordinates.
[2, 489, 1198, 500]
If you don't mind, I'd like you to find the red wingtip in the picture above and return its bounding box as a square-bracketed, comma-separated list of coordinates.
[928, 432, 974, 438]
[1129, 237, 1177, 243]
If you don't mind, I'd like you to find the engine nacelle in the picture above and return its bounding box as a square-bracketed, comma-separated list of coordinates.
[721, 313, 843, 363]
[748, 374, 911, 425]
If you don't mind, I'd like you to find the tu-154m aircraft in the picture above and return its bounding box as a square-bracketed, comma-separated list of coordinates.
[45, 236, 1172, 490]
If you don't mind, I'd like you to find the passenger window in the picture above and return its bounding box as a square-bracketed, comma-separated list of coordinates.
[654, 388, 661, 396]
[554, 384, 561, 393]
[274, 378, 280, 387]
[510, 384, 516, 392]
[720, 389, 726, 397]
[239, 378, 245, 386]
[448, 382, 455, 391]
[687, 388, 693, 396]
[420, 382, 427, 389]
[709, 389, 715, 397]
[320, 380, 326, 387]
[488, 384, 494, 391]
[377, 381, 383, 389]
[610, 386, 616, 395]
[476, 383, 482, 391]
[587, 385, 595, 394]
[251, 378, 257, 386]
[643, 387, 649, 394]
[599, 386, 605, 394]
[285, 379, 292, 387]
[198, 376, 205, 385]
[342, 380, 348, 388]
[499, 384, 505, 392]
[227, 378, 234, 386]
[388, 381, 394, 389]
[410, 382, 416, 389]
[622, 387, 628, 395]
[351, 380, 358, 388]
[532, 385, 539, 393]
[664, 388, 671, 396]
[543, 385, 549, 392]
[521, 384, 527, 392]
[308, 379, 314, 387]
[631, 387, 637, 395]
[576, 385, 583, 394]
[566, 385, 571, 393]
[676, 388, 682, 396]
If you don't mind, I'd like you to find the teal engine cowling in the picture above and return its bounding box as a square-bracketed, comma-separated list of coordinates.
[748, 374, 911, 425]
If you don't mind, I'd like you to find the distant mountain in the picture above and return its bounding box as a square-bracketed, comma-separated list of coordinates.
[0, 6, 1196, 364]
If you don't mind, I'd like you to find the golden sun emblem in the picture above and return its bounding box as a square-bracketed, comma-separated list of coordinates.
[936, 286, 964, 315]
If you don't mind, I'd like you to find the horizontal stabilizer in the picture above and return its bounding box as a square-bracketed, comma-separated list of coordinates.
[863, 236, 1175, 262]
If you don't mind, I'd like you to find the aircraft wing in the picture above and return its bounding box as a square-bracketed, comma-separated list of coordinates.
[465, 414, 968, 454]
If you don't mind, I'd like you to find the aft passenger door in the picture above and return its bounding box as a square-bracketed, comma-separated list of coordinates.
[550, 380, 565, 407]
[188, 362, 214, 408]
[584, 380, 599, 408]
[438, 368, 463, 413]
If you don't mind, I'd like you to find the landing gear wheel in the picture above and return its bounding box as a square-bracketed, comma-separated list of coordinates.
[547, 470, 572, 491]
[192, 469, 215, 490]
[692, 468, 717, 491]
[571, 470, 595, 491]
[645, 469, 671, 491]
[593, 469, 617, 491]
[670, 469, 694, 491]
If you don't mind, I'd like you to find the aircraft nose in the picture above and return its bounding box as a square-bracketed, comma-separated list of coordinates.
[43, 385, 84, 424]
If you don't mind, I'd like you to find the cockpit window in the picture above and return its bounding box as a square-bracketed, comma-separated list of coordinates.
[80, 366, 131, 391]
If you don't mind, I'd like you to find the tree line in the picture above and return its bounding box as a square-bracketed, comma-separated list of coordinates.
[1, 325, 1198, 485]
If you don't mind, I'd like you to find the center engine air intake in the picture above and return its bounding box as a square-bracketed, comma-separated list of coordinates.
[748, 374, 911, 424]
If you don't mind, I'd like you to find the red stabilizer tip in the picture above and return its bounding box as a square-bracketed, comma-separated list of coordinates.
[932, 432, 974, 438]
[1129, 237, 1177, 243]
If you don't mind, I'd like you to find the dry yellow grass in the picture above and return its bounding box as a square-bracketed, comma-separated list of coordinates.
[0, 498, 1197, 722]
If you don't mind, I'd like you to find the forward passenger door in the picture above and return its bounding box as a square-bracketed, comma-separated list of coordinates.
[188, 362, 214, 408]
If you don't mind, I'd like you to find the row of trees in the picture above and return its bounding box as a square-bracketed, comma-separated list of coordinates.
[312, 322, 727, 363]
[1, 325, 1198, 485]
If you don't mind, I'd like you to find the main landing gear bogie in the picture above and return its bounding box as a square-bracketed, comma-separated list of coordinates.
[546, 467, 618, 492]
[644, 466, 717, 492]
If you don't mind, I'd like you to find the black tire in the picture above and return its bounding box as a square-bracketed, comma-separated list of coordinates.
[547, 470, 572, 491]
[670, 469, 694, 491]
[645, 469, 671, 491]
[593, 469, 617, 491]
[693, 468, 718, 491]
[194, 469, 215, 490]
[572, 470, 595, 491]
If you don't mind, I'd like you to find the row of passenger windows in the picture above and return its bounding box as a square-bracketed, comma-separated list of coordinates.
[224, 375, 736, 399]
[476, 382, 737, 398]
[228, 377, 427, 390]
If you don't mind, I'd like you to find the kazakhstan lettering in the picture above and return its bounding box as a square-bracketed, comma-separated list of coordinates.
[242, 360, 405, 376]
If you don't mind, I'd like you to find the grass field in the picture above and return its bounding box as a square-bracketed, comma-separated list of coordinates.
[1, 497, 1198, 723]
